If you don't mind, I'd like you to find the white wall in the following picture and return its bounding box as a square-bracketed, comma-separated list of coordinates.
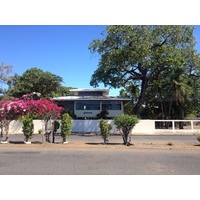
[74, 110, 123, 118]
[6, 119, 200, 135]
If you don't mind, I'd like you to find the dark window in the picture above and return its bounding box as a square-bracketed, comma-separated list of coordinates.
[55, 101, 74, 112]
[65, 103, 74, 112]
[102, 102, 121, 110]
[76, 102, 100, 110]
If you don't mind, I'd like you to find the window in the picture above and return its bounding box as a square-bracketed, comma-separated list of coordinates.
[55, 102, 74, 112]
[65, 103, 74, 112]
[102, 102, 121, 110]
[76, 102, 100, 110]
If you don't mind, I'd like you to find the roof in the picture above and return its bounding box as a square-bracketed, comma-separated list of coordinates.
[69, 88, 109, 96]
[51, 96, 131, 102]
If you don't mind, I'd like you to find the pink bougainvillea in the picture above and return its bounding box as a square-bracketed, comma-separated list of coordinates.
[0, 94, 64, 141]
[0, 98, 63, 120]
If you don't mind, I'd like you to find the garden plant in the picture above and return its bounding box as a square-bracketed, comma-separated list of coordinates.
[61, 113, 72, 143]
[99, 118, 112, 144]
[114, 115, 139, 146]
[21, 114, 34, 143]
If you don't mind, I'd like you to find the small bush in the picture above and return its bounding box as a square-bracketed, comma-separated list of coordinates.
[99, 119, 112, 144]
[53, 120, 60, 134]
[61, 113, 72, 143]
[197, 135, 200, 143]
[114, 115, 139, 145]
[21, 115, 34, 142]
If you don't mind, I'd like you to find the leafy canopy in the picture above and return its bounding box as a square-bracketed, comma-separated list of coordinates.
[6, 67, 63, 98]
[89, 25, 200, 117]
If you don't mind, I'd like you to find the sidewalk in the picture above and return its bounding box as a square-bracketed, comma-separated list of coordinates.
[1, 133, 200, 151]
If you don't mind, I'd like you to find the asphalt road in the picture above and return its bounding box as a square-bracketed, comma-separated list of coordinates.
[1, 134, 200, 175]
[0, 147, 200, 175]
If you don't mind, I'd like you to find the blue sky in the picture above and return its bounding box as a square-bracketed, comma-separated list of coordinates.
[0, 25, 117, 94]
[0, 25, 200, 97]
[1, 25, 200, 97]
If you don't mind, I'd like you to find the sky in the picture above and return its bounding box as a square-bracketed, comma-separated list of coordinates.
[1, 25, 200, 97]
[0, 25, 115, 93]
[0, 0, 200, 98]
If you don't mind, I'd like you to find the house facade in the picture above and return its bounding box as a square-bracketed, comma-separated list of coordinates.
[51, 88, 131, 119]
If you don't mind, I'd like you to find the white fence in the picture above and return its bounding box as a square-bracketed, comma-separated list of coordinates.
[6, 119, 200, 135]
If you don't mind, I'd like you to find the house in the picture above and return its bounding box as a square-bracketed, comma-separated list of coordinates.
[51, 88, 131, 119]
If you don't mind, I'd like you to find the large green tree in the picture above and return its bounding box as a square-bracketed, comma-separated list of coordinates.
[5, 67, 63, 98]
[89, 25, 200, 118]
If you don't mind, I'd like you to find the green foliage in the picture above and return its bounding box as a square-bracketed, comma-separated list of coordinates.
[61, 113, 72, 142]
[97, 110, 109, 119]
[21, 115, 34, 142]
[114, 115, 139, 145]
[197, 135, 200, 143]
[5, 67, 63, 98]
[62, 109, 77, 119]
[89, 25, 200, 118]
[53, 120, 60, 134]
[99, 119, 112, 144]
[54, 86, 76, 97]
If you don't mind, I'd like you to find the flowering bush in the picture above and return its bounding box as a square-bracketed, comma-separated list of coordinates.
[0, 93, 64, 142]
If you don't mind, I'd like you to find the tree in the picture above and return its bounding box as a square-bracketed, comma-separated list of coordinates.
[54, 86, 76, 97]
[0, 98, 29, 142]
[0, 93, 64, 143]
[5, 67, 63, 98]
[114, 115, 139, 146]
[119, 84, 140, 115]
[89, 25, 199, 118]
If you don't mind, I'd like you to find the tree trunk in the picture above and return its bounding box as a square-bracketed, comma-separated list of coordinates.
[122, 134, 127, 145]
[5, 121, 10, 141]
[48, 119, 53, 143]
[135, 79, 148, 118]
[122, 133, 132, 146]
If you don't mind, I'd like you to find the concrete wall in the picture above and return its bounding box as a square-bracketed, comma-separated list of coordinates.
[6, 119, 200, 135]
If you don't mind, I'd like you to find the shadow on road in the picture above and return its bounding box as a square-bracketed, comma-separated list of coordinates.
[86, 142, 124, 145]
[8, 141, 42, 144]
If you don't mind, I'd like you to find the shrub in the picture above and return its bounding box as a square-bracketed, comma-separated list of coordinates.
[197, 135, 200, 143]
[21, 115, 34, 142]
[99, 119, 112, 144]
[114, 115, 139, 146]
[97, 110, 109, 119]
[61, 113, 72, 143]
[53, 120, 60, 134]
